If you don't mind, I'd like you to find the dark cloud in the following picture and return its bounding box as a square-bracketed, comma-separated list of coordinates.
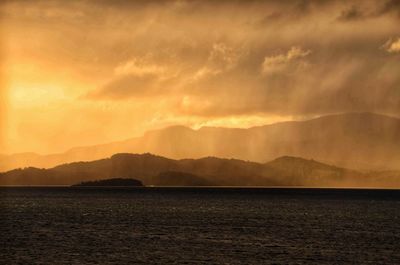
[378, 0, 400, 17]
[174, 45, 400, 118]
[337, 0, 400, 22]
[337, 6, 365, 21]
[4, 0, 400, 118]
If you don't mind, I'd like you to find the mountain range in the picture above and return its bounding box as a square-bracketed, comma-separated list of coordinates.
[1, 112, 400, 172]
[1, 153, 399, 187]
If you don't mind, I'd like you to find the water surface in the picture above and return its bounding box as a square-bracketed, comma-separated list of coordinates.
[1, 187, 400, 264]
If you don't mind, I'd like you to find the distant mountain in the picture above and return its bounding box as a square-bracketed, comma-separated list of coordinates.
[1, 112, 400, 171]
[1, 153, 399, 187]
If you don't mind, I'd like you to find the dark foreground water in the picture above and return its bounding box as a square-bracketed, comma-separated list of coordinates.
[1, 187, 400, 264]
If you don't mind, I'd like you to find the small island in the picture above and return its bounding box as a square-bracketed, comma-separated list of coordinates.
[72, 178, 143, 187]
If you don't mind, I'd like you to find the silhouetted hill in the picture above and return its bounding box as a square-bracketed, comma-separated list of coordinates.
[1, 112, 400, 171]
[72, 178, 143, 187]
[265, 156, 356, 186]
[1, 153, 399, 187]
[148, 171, 214, 186]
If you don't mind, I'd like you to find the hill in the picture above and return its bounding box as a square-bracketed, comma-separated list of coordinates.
[1, 153, 399, 187]
[1, 112, 400, 172]
[72, 178, 143, 187]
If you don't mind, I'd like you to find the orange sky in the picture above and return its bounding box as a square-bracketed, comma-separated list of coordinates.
[1, 0, 400, 154]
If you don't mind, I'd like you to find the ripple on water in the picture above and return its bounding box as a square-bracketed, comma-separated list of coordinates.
[0, 187, 400, 264]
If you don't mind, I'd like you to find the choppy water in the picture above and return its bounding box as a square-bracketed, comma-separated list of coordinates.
[1, 187, 400, 264]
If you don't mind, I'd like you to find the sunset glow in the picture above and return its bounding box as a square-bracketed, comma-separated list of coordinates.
[1, 0, 400, 154]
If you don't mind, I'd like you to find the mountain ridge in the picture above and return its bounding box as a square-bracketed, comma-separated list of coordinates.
[1, 112, 399, 171]
[1, 153, 399, 187]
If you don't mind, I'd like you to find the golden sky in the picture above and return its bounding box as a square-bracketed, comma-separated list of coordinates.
[1, 0, 400, 154]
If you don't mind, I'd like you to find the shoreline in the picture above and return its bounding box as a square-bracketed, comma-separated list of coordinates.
[1, 185, 400, 190]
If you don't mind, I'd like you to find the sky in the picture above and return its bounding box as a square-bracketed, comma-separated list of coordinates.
[1, 0, 400, 154]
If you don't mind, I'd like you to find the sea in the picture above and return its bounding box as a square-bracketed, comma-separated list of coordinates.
[1, 187, 400, 264]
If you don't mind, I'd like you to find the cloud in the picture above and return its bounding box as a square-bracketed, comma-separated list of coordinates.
[377, 0, 400, 17]
[3, 0, 400, 153]
[87, 55, 182, 100]
[86, 74, 164, 100]
[337, 0, 400, 22]
[261, 47, 311, 75]
[382, 37, 400, 53]
[87, 42, 246, 100]
[190, 43, 245, 80]
[208, 43, 242, 71]
[337, 6, 365, 21]
[114, 58, 166, 77]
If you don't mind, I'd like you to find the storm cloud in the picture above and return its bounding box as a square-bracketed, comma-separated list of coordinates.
[77, 0, 400, 117]
[2, 0, 400, 153]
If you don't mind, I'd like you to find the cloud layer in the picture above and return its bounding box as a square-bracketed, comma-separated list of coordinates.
[2, 0, 400, 153]
[383, 38, 400, 53]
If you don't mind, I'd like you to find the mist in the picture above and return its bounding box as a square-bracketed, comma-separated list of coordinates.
[0, 0, 399, 154]
[0, 0, 399, 179]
